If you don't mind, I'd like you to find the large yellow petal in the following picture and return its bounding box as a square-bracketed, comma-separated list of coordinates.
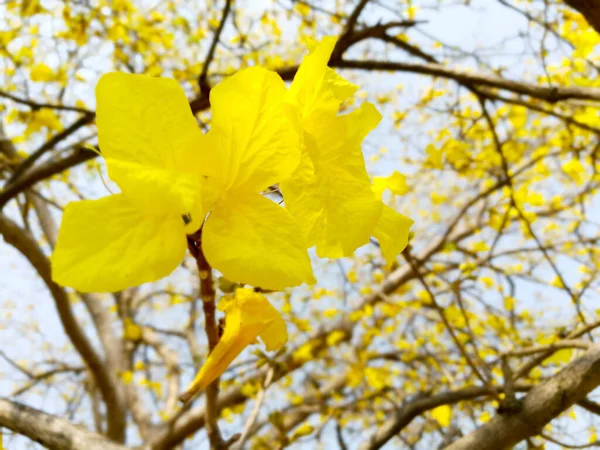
[202, 192, 315, 290]
[281, 104, 382, 258]
[208, 66, 301, 192]
[96, 72, 210, 174]
[287, 37, 357, 137]
[51, 194, 187, 292]
[182, 289, 287, 394]
[372, 204, 414, 265]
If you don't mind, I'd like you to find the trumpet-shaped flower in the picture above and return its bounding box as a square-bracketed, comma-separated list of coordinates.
[52, 67, 315, 292]
[281, 37, 413, 261]
[181, 288, 286, 400]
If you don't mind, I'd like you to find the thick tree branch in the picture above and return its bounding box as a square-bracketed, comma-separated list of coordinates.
[0, 399, 129, 450]
[0, 215, 127, 442]
[0, 124, 128, 440]
[445, 343, 600, 450]
[361, 384, 533, 450]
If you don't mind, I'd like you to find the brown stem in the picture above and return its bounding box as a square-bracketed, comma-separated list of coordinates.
[182, 235, 228, 449]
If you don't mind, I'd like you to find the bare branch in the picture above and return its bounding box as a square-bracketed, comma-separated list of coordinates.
[502, 340, 591, 358]
[198, 0, 233, 94]
[361, 384, 533, 450]
[6, 113, 95, 186]
[335, 59, 600, 103]
[445, 343, 600, 450]
[0, 90, 93, 114]
[0, 398, 128, 450]
[0, 214, 126, 442]
[234, 367, 275, 450]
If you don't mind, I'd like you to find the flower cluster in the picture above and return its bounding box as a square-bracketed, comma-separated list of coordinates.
[51, 37, 413, 394]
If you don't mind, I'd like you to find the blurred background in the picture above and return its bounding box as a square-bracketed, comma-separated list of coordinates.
[1, 0, 600, 448]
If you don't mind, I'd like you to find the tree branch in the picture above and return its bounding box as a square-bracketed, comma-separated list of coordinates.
[0, 398, 128, 450]
[198, 0, 233, 95]
[6, 113, 95, 186]
[445, 343, 600, 450]
[0, 90, 93, 114]
[0, 215, 127, 442]
[0, 148, 97, 210]
[361, 384, 533, 450]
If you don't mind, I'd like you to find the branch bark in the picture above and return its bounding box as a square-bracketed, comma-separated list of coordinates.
[335, 59, 600, 103]
[0, 214, 127, 442]
[444, 343, 600, 450]
[361, 384, 533, 450]
[0, 398, 129, 450]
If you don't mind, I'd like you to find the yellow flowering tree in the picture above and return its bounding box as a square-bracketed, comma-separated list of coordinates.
[2, 1, 600, 449]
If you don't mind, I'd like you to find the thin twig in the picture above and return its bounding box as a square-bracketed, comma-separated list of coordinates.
[198, 0, 233, 93]
[234, 367, 275, 449]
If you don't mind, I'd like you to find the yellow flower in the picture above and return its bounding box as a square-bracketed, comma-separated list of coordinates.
[200, 67, 315, 290]
[30, 63, 54, 82]
[431, 405, 452, 427]
[372, 171, 409, 197]
[52, 68, 315, 292]
[52, 73, 212, 292]
[181, 289, 286, 399]
[281, 37, 413, 262]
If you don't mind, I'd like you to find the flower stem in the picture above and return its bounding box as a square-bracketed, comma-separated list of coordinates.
[181, 235, 229, 449]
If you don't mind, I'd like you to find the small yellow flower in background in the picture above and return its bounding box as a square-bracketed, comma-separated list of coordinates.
[372, 171, 409, 197]
[30, 63, 54, 82]
[562, 158, 586, 185]
[431, 404, 452, 427]
[123, 318, 142, 341]
[181, 289, 286, 400]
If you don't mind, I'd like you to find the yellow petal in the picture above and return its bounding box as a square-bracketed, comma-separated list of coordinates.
[52, 194, 187, 292]
[183, 289, 286, 393]
[96, 72, 208, 174]
[371, 177, 388, 197]
[202, 192, 315, 290]
[30, 63, 54, 82]
[105, 158, 217, 232]
[287, 36, 357, 136]
[209, 66, 301, 192]
[373, 171, 409, 196]
[281, 104, 382, 258]
[372, 204, 414, 264]
[431, 405, 452, 427]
